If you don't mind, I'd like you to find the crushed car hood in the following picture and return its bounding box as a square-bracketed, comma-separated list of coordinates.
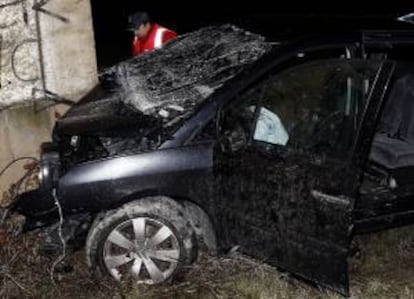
[55, 24, 271, 138]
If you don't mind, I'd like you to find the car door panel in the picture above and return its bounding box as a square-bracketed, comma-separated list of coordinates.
[214, 59, 391, 295]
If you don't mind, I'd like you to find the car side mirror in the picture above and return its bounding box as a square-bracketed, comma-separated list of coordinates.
[215, 107, 250, 154]
[217, 135, 233, 153]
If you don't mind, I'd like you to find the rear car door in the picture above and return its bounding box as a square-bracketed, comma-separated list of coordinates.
[215, 58, 388, 294]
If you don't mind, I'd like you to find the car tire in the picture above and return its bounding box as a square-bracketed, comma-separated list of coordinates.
[86, 196, 197, 284]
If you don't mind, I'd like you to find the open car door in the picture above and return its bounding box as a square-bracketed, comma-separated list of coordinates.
[215, 58, 394, 295]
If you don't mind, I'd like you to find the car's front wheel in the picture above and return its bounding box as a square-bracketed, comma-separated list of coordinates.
[86, 197, 197, 284]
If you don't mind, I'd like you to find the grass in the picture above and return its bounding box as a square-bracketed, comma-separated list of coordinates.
[0, 220, 412, 299]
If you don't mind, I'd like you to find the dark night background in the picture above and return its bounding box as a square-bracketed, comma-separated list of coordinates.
[90, 2, 414, 67]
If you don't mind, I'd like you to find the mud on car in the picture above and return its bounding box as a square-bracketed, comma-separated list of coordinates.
[6, 27, 414, 295]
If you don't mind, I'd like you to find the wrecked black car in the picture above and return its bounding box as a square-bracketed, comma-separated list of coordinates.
[7, 25, 414, 295]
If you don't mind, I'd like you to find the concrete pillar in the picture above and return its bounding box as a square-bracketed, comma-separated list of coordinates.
[0, 0, 42, 104]
[0, 0, 98, 199]
[38, 0, 98, 118]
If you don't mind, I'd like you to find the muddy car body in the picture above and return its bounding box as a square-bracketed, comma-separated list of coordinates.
[10, 30, 414, 295]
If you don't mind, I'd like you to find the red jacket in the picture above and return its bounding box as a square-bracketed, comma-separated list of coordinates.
[132, 23, 177, 56]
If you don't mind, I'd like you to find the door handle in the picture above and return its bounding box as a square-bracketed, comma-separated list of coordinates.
[311, 190, 350, 207]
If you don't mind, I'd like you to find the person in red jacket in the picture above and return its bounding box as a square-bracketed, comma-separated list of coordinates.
[128, 11, 177, 56]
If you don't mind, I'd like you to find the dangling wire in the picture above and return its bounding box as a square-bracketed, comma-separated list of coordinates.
[49, 189, 66, 284]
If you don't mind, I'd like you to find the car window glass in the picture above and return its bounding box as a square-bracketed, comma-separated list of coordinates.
[252, 60, 380, 157]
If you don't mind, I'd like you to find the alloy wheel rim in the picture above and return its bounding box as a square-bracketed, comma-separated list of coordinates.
[103, 217, 180, 284]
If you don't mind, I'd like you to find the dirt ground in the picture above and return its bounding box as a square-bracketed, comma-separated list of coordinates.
[0, 216, 412, 299]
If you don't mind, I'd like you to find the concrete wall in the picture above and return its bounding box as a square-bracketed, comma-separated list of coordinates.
[39, 0, 98, 118]
[0, 0, 42, 104]
[0, 0, 98, 197]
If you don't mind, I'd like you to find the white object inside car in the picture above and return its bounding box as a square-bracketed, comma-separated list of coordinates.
[254, 106, 289, 146]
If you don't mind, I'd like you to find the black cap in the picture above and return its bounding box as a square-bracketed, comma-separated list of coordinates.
[127, 11, 151, 31]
